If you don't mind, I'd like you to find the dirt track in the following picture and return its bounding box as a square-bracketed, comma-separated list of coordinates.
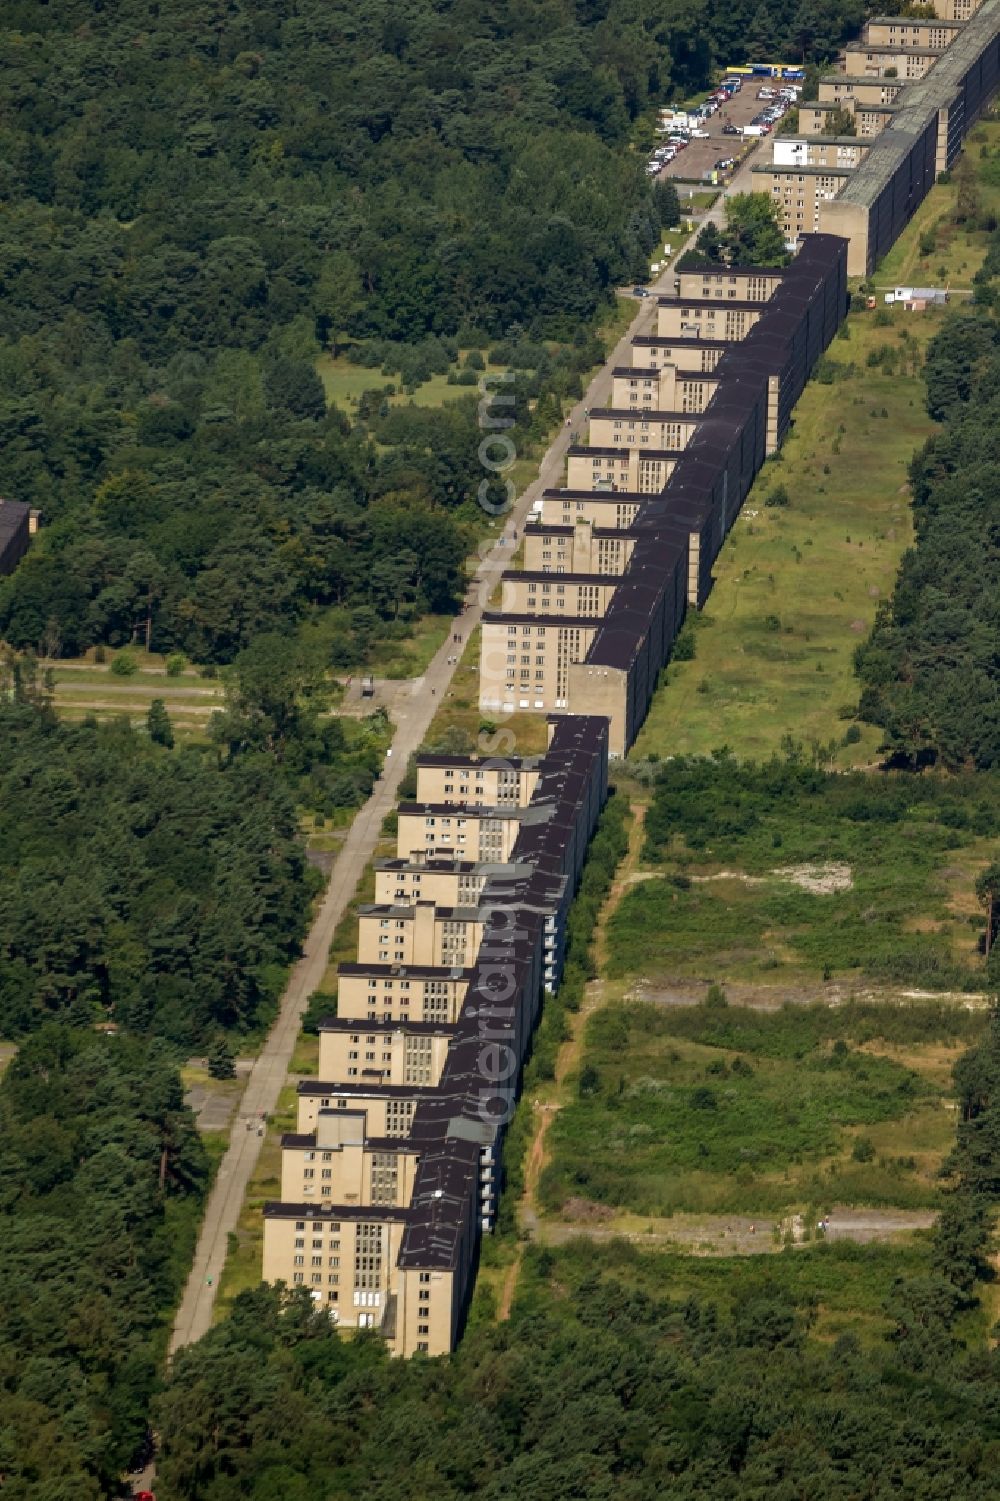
[631, 979, 992, 1011]
[533, 1208, 936, 1256]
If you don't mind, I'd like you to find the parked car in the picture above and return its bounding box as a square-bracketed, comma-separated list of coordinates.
[691, 129, 709, 138]
[722, 124, 740, 135]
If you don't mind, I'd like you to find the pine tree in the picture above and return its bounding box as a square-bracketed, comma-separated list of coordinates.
[207, 1036, 236, 1080]
[147, 697, 174, 748]
[653, 179, 681, 229]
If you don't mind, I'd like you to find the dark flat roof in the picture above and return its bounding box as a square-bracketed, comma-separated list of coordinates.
[415, 753, 538, 769]
[337, 962, 473, 980]
[541, 487, 646, 501]
[298, 1080, 439, 1099]
[525, 522, 635, 539]
[280, 1131, 422, 1153]
[317, 1017, 457, 1036]
[590, 406, 699, 421]
[481, 611, 604, 627]
[631, 334, 732, 348]
[658, 296, 765, 311]
[612, 363, 720, 380]
[0, 499, 30, 540]
[376, 856, 484, 872]
[264, 1201, 412, 1222]
[567, 444, 683, 459]
[397, 799, 526, 817]
[677, 264, 787, 278]
[507, 570, 617, 585]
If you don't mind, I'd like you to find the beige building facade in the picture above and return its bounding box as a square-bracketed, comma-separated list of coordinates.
[587, 408, 700, 451]
[317, 1018, 453, 1088]
[522, 517, 636, 576]
[674, 267, 785, 301]
[630, 335, 729, 371]
[818, 74, 904, 105]
[932, 0, 983, 17]
[565, 445, 679, 492]
[296, 1081, 433, 1136]
[278, 1109, 422, 1206]
[755, 163, 857, 238]
[500, 571, 618, 618]
[842, 42, 945, 77]
[609, 364, 719, 413]
[480, 612, 600, 713]
[771, 135, 870, 168]
[262, 1204, 411, 1333]
[395, 802, 526, 862]
[532, 491, 642, 529]
[863, 16, 962, 47]
[657, 298, 763, 340]
[374, 857, 497, 907]
[356, 901, 485, 971]
[797, 99, 897, 135]
[336, 964, 470, 1025]
[414, 757, 539, 807]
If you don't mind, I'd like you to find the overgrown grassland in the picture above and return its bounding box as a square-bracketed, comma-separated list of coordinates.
[609, 759, 999, 991]
[316, 353, 472, 410]
[515, 1235, 937, 1347]
[45, 655, 224, 738]
[877, 120, 1000, 286]
[540, 999, 984, 1219]
[633, 308, 937, 764]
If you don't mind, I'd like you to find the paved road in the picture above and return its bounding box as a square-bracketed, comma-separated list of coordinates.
[167, 260, 703, 1355]
[701, 137, 765, 229]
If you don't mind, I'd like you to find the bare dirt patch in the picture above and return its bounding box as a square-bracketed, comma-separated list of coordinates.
[773, 862, 853, 894]
[561, 1197, 616, 1223]
[629, 978, 991, 1011]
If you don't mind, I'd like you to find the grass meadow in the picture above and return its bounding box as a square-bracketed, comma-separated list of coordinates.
[609, 762, 999, 992]
[633, 306, 936, 765]
[877, 119, 1000, 287]
[540, 998, 983, 1219]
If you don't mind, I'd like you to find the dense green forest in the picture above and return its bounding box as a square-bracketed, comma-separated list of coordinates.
[0, 1025, 207, 1501]
[856, 311, 1000, 770]
[0, 0, 864, 665]
[0, 677, 318, 1043]
[155, 1005, 1000, 1500]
